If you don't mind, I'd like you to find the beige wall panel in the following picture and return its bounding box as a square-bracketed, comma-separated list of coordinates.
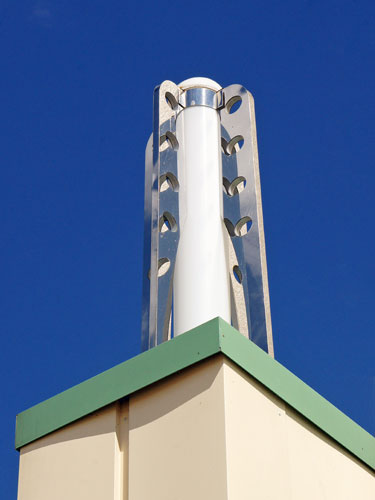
[17, 355, 374, 500]
[128, 356, 228, 500]
[223, 360, 292, 499]
[285, 407, 375, 499]
[17, 403, 125, 500]
[222, 359, 375, 500]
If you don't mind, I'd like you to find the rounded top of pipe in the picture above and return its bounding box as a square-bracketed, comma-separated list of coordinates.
[178, 77, 222, 92]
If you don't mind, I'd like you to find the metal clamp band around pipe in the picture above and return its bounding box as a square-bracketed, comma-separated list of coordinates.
[179, 87, 223, 110]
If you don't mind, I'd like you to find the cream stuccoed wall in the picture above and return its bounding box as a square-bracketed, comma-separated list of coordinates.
[17, 403, 129, 500]
[222, 359, 375, 499]
[128, 356, 228, 500]
[17, 355, 375, 499]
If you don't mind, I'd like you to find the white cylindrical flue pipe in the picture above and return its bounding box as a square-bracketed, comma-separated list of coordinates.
[173, 78, 231, 336]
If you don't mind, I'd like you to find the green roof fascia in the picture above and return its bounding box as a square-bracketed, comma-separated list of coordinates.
[15, 317, 222, 450]
[218, 318, 375, 471]
[15, 317, 375, 471]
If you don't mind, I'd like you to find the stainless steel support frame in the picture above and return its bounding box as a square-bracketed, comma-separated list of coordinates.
[142, 80, 274, 357]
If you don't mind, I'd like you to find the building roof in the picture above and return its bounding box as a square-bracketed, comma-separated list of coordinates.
[15, 317, 375, 470]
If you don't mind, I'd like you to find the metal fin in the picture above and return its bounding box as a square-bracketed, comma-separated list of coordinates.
[141, 81, 181, 351]
[220, 85, 274, 356]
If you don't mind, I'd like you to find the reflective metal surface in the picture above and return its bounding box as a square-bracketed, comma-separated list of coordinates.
[141, 81, 181, 351]
[220, 85, 274, 356]
[179, 87, 223, 110]
[142, 80, 274, 357]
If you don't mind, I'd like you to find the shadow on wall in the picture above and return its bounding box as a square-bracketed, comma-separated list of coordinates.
[20, 404, 118, 454]
[129, 354, 223, 429]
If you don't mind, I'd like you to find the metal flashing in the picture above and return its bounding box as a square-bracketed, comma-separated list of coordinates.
[15, 318, 375, 471]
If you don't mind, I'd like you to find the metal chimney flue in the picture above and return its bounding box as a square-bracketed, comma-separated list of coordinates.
[142, 77, 274, 357]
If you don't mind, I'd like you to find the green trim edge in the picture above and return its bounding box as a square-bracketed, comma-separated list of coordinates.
[15, 317, 375, 471]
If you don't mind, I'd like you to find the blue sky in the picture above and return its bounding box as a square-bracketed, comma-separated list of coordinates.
[1, 0, 374, 496]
